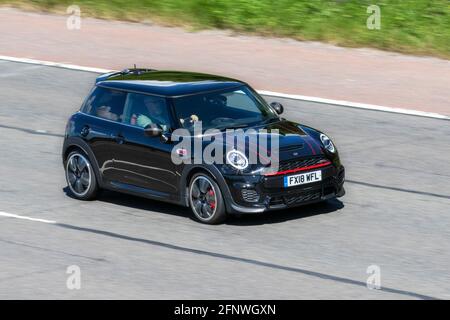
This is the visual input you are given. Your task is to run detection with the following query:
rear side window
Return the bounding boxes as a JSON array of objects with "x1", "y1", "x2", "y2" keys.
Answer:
[{"x1": 83, "y1": 86, "x2": 127, "y2": 122}]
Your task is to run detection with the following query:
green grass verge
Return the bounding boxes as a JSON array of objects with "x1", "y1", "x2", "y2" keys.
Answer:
[{"x1": 2, "y1": 0, "x2": 450, "y2": 58}]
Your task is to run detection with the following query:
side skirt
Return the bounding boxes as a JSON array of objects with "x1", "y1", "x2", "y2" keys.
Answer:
[{"x1": 104, "y1": 180, "x2": 185, "y2": 206}]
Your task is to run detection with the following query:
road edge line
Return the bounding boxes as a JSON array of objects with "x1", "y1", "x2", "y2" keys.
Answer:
[
  {"x1": 259, "y1": 90, "x2": 450, "y2": 120},
  {"x1": 0, "y1": 55, "x2": 112, "y2": 74},
  {"x1": 1, "y1": 55, "x2": 448, "y2": 121},
  {"x1": 0, "y1": 211, "x2": 56, "y2": 224}
]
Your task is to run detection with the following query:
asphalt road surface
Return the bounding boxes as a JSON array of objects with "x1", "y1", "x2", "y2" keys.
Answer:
[{"x1": 0, "y1": 60, "x2": 449, "y2": 299}]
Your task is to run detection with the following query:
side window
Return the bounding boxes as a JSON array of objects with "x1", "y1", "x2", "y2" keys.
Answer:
[
  {"x1": 83, "y1": 86, "x2": 127, "y2": 122},
  {"x1": 123, "y1": 93, "x2": 171, "y2": 132}
]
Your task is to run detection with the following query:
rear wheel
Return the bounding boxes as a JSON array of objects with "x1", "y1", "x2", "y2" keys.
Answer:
[
  {"x1": 65, "y1": 150, "x2": 99, "y2": 200},
  {"x1": 188, "y1": 173, "x2": 227, "y2": 224}
]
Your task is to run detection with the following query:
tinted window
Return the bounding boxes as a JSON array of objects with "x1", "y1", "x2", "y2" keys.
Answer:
[
  {"x1": 123, "y1": 93, "x2": 171, "y2": 132},
  {"x1": 83, "y1": 86, "x2": 127, "y2": 122},
  {"x1": 173, "y1": 85, "x2": 278, "y2": 131}
]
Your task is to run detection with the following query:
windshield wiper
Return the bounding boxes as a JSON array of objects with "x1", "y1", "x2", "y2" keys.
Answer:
[
  {"x1": 261, "y1": 117, "x2": 280, "y2": 125},
  {"x1": 215, "y1": 123, "x2": 249, "y2": 130}
]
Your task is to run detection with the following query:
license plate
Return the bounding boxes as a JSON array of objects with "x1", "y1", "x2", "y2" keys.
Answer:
[{"x1": 284, "y1": 170, "x2": 322, "y2": 187}]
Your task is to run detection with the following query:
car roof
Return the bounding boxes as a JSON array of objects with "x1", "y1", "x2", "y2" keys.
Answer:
[{"x1": 96, "y1": 70, "x2": 246, "y2": 97}]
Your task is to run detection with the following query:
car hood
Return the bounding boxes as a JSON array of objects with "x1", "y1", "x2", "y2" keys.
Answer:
[
  {"x1": 196, "y1": 120, "x2": 324, "y2": 162},
  {"x1": 258, "y1": 120, "x2": 324, "y2": 160}
]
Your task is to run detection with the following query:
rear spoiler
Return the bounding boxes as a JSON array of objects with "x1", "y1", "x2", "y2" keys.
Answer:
[{"x1": 95, "y1": 67, "x2": 157, "y2": 83}]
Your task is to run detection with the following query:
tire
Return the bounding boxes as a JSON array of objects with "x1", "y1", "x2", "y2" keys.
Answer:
[
  {"x1": 65, "y1": 150, "x2": 99, "y2": 200},
  {"x1": 188, "y1": 172, "x2": 227, "y2": 224}
]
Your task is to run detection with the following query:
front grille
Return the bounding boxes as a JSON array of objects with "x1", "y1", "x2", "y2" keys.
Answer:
[
  {"x1": 278, "y1": 156, "x2": 328, "y2": 172},
  {"x1": 284, "y1": 191, "x2": 321, "y2": 206},
  {"x1": 269, "y1": 191, "x2": 322, "y2": 206},
  {"x1": 241, "y1": 189, "x2": 260, "y2": 203}
]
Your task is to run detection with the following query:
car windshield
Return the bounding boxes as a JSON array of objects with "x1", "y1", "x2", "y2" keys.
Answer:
[{"x1": 172, "y1": 85, "x2": 279, "y2": 132}]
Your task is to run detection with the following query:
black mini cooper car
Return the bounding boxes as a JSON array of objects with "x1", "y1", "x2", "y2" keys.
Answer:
[{"x1": 63, "y1": 68, "x2": 345, "y2": 224}]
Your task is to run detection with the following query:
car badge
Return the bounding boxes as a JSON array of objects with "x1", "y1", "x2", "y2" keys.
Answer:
[{"x1": 176, "y1": 148, "x2": 188, "y2": 157}]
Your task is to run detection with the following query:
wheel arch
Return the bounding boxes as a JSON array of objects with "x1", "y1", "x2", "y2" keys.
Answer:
[
  {"x1": 179, "y1": 164, "x2": 233, "y2": 212},
  {"x1": 62, "y1": 137, "x2": 104, "y2": 187}
]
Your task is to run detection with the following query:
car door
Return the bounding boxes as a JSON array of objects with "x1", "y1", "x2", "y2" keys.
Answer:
[
  {"x1": 80, "y1": 86, "x2": 128, "y2": 184},
  {"x1": 111, "y1": 92, "x2": 180, "y2": 196}
]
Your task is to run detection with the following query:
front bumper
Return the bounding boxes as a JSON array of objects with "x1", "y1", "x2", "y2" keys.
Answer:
[{"x1": 223, "y1": 164, "x2": 345, "y2": 214}]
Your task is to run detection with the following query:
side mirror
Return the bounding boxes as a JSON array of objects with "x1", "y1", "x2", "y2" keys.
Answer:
[
  {"x1": 144, "y1": 123, "x2": 163, "y2": 137},
  {"x1": 270, "y1": 102, "x2": 284, "y2": 115}
]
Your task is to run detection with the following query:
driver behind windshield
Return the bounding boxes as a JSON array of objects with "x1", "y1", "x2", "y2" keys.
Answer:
[{"x1": 173, "y1": 86, "x2": 279, "y2": 132}]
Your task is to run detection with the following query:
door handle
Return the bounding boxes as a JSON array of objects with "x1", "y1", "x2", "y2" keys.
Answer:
[
  {"x1": 80, "y1": 126, "x2": 90, "y2": 137},
  {"x1": 113, "y1": 133, "x2": 125, "y2": 144}
]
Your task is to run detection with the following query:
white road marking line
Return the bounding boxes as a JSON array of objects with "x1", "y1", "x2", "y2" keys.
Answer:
[
  {"x1": 0, "y1": 55, "x2": 112, "y2": 73},
  {"x1": 0, "y1": 55, "x2": 448, "y2": 121},
  {"x1": 259, "y1": 90, "x2": 450, "y2": 120},
  {"x1": 0, "y1": 211, "x2": 56, "y2": 224}
]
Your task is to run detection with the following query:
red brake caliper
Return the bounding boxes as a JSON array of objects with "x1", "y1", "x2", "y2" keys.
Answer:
[{"x1": 208, "y1": 189, "x2": 216, "y2": 209}]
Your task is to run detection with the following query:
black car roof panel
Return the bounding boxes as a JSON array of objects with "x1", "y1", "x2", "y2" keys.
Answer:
[{"x1": 97, "y1": 70, "x2": 245, "y2": 97}]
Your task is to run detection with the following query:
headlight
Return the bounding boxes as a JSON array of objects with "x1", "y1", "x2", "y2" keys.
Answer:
[
  {"x1": 320, "y1": 134, "x2": 336, "y2": 153},
  {"x1": 226, "y1": 150, "x2": 249, "y2": 170}
]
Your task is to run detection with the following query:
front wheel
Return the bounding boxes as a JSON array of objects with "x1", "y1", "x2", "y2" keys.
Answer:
[
  {"x1": 188, "y1": 173, "x2": 227, "y2": 224},
  {"x1": 65, "y1": 150, "x2": 99, "y2": 200}
]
